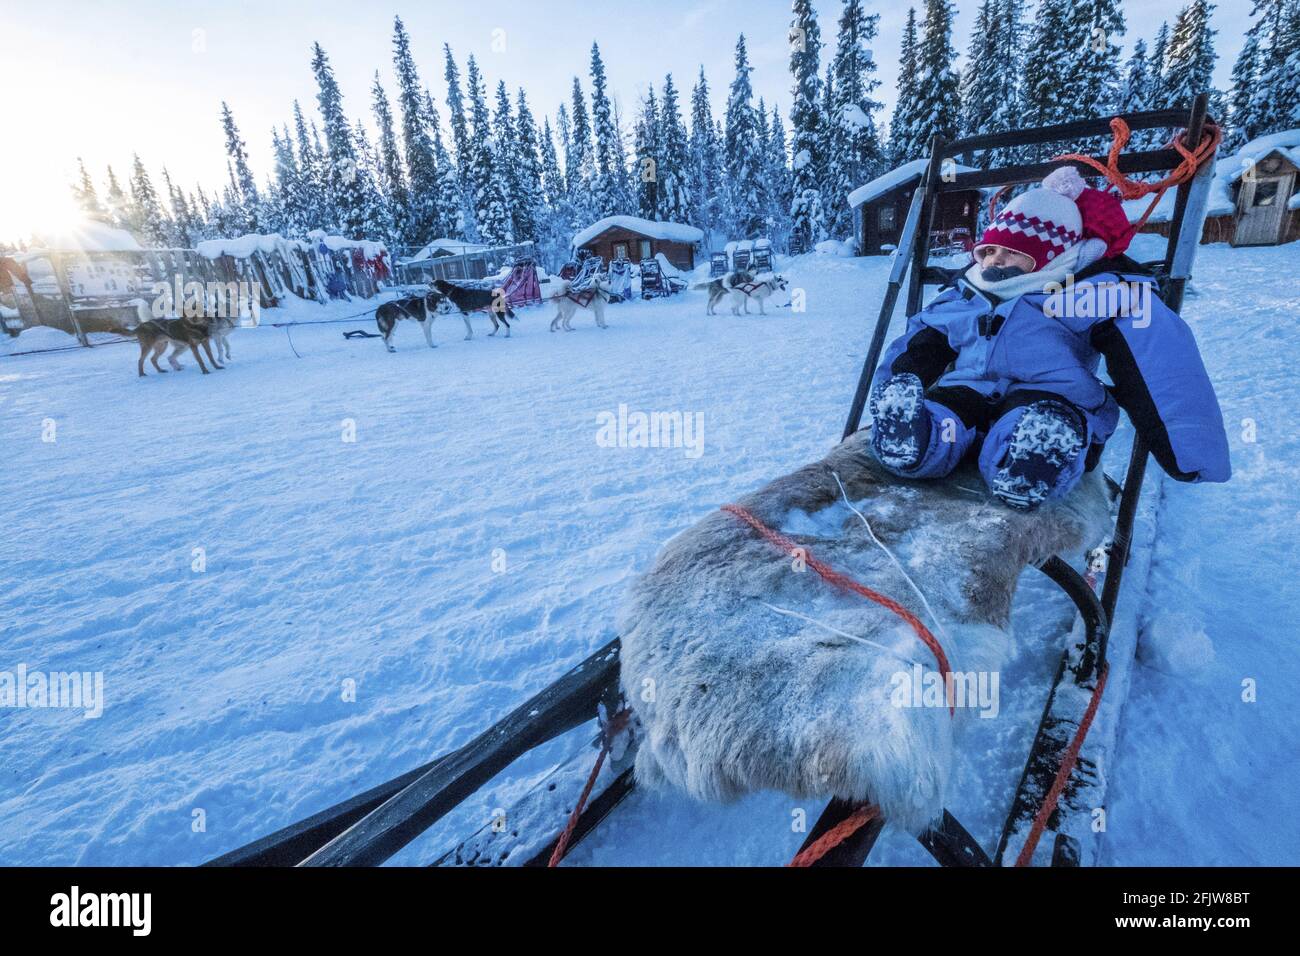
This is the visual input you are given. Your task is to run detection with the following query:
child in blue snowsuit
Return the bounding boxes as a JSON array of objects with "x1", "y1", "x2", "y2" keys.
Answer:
[{"x1": 868, "y1": 167, "x2": 1230, "y2": 509}]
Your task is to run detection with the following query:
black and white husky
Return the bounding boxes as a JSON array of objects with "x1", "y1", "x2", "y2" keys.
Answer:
[
  {"x1": 432, "y1": 278, "x2": 516, "y2": 339},
  {"x1": 721, "y1": 273, "x2": 788, "y2": 316},
  {"x1": 375, "y1": 290, "x2": 445, "y2": 352}
]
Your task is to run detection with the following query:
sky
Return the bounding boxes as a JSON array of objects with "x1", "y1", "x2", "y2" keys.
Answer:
[{"x1": 0, "y1": 0, "x2": 1255, "y2": 242}]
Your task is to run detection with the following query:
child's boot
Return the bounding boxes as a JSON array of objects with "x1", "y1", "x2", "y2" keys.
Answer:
[
  {"x1": 988, "y1": 400, "x2": 1087, "y2": 509},
  {"x1": 868, "y1": 372, "x2": 931, "y2": 472}
]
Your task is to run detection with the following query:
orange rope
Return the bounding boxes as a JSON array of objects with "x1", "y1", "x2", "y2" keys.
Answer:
[
  {"x1": 1013, "y1": 662, "x2": 1109, "y2": 867},
  {"x1": 547, "y1": 708, "x2": 631, "y2": 868},
  {"x1": 788, "y1": 803, "x2": 881, "y2": 867},
  {"x1": 721, "y1": 503, "x2": 954, "y2": 715},
  {"x1": 1052, "y1": 117, "x2": 1222, "y2": 236}
]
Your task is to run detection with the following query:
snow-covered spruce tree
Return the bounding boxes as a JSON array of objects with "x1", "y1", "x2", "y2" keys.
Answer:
[
  {"x1": 128, "y1": 155, "x2": 170, "y2": 246},
  {"x1": 352, "y1": 120, "x2": 397, "y2": 245},
  {"x1": 465, "y1": 56, "x2": 513, "y2": 245},
  {"x1": 310, "y1": 42, "x2": 371, "y2": 238},
  {"x1": 588, "y1": 42, "x2": 625, "y2": 218},
  {"x1": 634, "y1": 87, "x2": 662, "y2": 220},
  {"x1": 103, "y1": 166, "x2": 133, "y2": 233},
  {"x1": 1247, "y1": 0, "x2": 1300, "y2": 138},
  {"x1": 1148, "y1": 21, "x2": 1172, "y2": 106},
  {"x1": 1223, "y1": 24, "x2": 1261, "y2": 150},
  {"x1": 658, "y1": 74, "x2": 692, "y2": 225},
  {"x1": 1162, "y1": 0, "x2": 1221, "y2": 114},
  {"x1": 443, "y1": 45, "x2": 479, "y2": 241},
  {"x1": 512, "y1": 90, "x2": 546, "y2": 244},
  {"x1": 724, "y1": 34, "x2": 765, "y2": 240},
  {"x1": 767, "y1": 106, "x2": 793, "y2": 244},
  {"x1": 688, "y1": 68, "x2": 723, "y2": 240},
  {"x1": 906, "y1": 0, "x2": 961, "y2": 156},
  {"x1": 290, "y1": 102, "x2": 325, "y2": 231},
  {"x1": 888, "y1": 7, "x2": 919, "y2": 164},
  {"x1": 565, "y1": 79, "x2": 595, "y2": 224},
  {"x1": 960, "y1": 0, "x2": 1028, "y2": 165},
  {"x1": 1069, "y1": 0, "x2": 1127, "y2": 119},
  {"x1": 424, "y1": 93, "x2": 465, "y2": 240},
  {"x1": 220, "y1": 101, "x2": 260, "y2": 231},
  {"x1": 160, "y1": 168, "x2": 194, "y2": 247},
  {"x1": 538, "y1": 116, "x2": 573, "y2": 267},
  {"x1": 269, "y1": 125, "x2": 303, "y2": 236},
  {"x1": 390, "y1": 17, "x2": 435, "y2": 245},
  {"x1": 71, "y1": 159, "x2": 107, "y2": 222},
  {"x1": 1022, "y1": 0, "x2": 1082, "y2": 134},
  {"x1": 789, "y1": 0, "x2": 826, "y2": 247},
  {"x1": 371, "y1": 73, "x2": 410, "y2": 245},
  {"x1": 826, "y1": 0, "x2": 884, "y2": 237},
  {"x1": 492, "y1": 81, "x2": 524, "y2": 236}
]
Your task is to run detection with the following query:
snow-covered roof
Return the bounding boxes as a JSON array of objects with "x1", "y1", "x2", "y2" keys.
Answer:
[
  {"x1": 572, "y1": 215, "x2": 703, "y2": 249},
  {"x1": 1122, "y1": 128, "x2": 1300, "y2": 224},
  {"x1": 30, "y1": 221, "x2": 142, "y2": 252},
  {"x1": 306, "y1": 230, "x2": 388, "y2": 258},
  {"x1": 847, "y1": 159, "x2": 981, "y2": 207},
  {"x1": 197, "y1": 232, "x2": 388, "y2": 260},
  {"x1": 407, "y1": 238, "x2": 489, "y2": 261}
]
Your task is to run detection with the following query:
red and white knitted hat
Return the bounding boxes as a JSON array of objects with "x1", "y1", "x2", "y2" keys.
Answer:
[{"x1": 975, "y1": 167, "x2": 1086, "y2": 270}]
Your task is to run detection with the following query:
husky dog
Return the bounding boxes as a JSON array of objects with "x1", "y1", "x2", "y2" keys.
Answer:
[
  {"x1": 375, "y1": 289, "x2": 446, "y2": 353},
  {"x1": 133, "y1": 316, "x2": 224, "y2": 377},
  {"x1": 549, "y1": 281, "x2": 609, "y2": 332},
  {"x1": 209, "y1": 314, "x2": 239, "y2": 364},
  {"x1": 432, "y1": 278, "x2": 516, "y2": 339},
  {"x1": 694, "y1": 270, "x2": 755, "y2": 316},
  {"x1": 725, "y1": 273, "x2": 788, "y2": 316}
]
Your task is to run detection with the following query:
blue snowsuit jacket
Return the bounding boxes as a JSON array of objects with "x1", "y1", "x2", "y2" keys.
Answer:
[{"x1": 871, "y1": 259, "x2": 1232, "y2": 484}]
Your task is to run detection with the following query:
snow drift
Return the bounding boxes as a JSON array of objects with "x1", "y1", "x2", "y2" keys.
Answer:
[{"x1": 617, "y1": 429, "x2": 1113, "y2": 834}]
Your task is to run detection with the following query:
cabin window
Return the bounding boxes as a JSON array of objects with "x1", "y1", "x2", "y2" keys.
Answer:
[
  {"x1": 614, "y1": 242, "x2": 629, "y2": 261},
  {"x1": 639, "y1": 239, "x2": 652, "y2": 260},
  {"x1": 1252, "y1": 180, "x2": 1279, "y2": 207},
  {"x1": 878, "y1": 205, "x2": 897, "y2": 232}
]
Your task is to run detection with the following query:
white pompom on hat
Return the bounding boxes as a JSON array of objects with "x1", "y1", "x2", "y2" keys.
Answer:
[{"x1": 974, "y1": 168, "x2": 1086, "y2": 271}]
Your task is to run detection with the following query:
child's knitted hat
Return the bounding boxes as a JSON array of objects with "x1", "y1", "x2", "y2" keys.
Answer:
[{"x1": 975, "y1": 167, "x2": 1086, "y2": 271}]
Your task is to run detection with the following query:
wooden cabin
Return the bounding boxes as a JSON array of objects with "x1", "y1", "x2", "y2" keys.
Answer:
[
  {"x1": 572, "y1": 215, "x2": 703, "y2": 271},
  {"x1": 849, "y1": 160, "x2": 984, "y2": 256}
]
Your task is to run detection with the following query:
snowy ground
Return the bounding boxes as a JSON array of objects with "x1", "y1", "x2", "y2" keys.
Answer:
[{"x1": 1, "y1": 240, "x2": 1296, "y2": 866}]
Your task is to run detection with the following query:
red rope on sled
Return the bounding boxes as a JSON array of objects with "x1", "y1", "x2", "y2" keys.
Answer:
[
  {"x1": 548, "y1": 708, "x2": 631, "y2": 868},
  {"x1": 787, "y1": 803, "x2": 881, "y2": 868},
  {"x1": 1014, "y1": 661, "x2": 1109, "y2": 867},
  {"x1": 721, "y1": 503, "x2": 953, "y2": 713}
]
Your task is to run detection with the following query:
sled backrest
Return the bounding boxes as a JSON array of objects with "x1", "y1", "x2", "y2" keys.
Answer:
[{"x1": 842, "y1": 94, "x2": 1218, "y2": 641}]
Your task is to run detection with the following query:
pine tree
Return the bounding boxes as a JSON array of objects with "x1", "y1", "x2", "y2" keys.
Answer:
[
  {"x1": 443, "y1": 45, "x2": 478, "y2": 240},
  {"x1": 689, "y1": 68, "x2": 724, "y2": 241},
  {"x1": 1246, "y1": 0, "x2": 1300, "y2": 138},
  {"x1": 1163, "y1": 0, "x2": 1220, "y2": 112},
  {"x1": 826, "y1": 0, "x2": 884, "y2": 236},
  {"x1": 220, "y1": 101, "x2": 259, "y2": 230},
  {"x1": 565, "y1": 82, "x2": 597, "y2": 228},
  {"x1": 391, "y1": 17, "x2": 437, "y2": 245},
  {"x1": 537, "y1": 116, "x2": 573, "y2": 267},
  {"x1": 1070, "y1": 0, "x2": 1127, "y2": 117},
  {"x1": 658, "y1": 74, "x2": 692, "y2": 224},
  {"x1": 371, "y1": 73, "x2": 410, "y2": 245},
  {"x1": 128, "y1": 155, "x2": 169, "y2": 246},
  {"x1": 310, "y1": 42, "x2": 369, "y2": 237},
  {"x1": 291, "y1": 102, "x2": 326, "y2": 231},
  {"x1": 352, "y1": 119, "x2": 395, "y2": 243},
  {"x1": 1149, "y1": 21, "x2": 1172, "y2": 105},
  {"x1": 512, "y1": 90, "x2": 546, "y2": 244},
  {"x1": 104, "y1": 165, "x2": 130, "y2": 231},
  {"x1": 889, "y1": 7, "x2": 919, "y2": 162},
  {"x1": 907, "y1": 0, "x2": 961, "y2": 154},
  {"x1": 160, "y1": 168, "x2": 195, "y2": 247},
  {"x1": 588, "y1": 42, "x2": 624, "y2": 217},
  {"x1": 425, "y1": 91, "x2": 465, "y2": 238},
  {"x1": 789, "y1": 0, "x2": 826, "y2": 247},
  {"x1": 269, "y1": 125, "x2": 305, "y2": 235},
  {"x1": 1224, "y1": 26, "x2": 1261, "y2": 150},
  {"x1": 465, "y1": 55, "x2": 512, "y2": 244},
  {"x1": 634, "y1": 87, "x2": 662, "y2": 220},
  {"x1": 723, "y1": 35, "x2": 764, "y2": 239},
  {"x1": 71, "y1": 159, "x2": 107, "y2": 222},
  {"x1": 764, "y1": 106, "x2": 793, "y2": 248}
]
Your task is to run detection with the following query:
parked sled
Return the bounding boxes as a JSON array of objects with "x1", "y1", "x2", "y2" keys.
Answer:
[
  {"x1": 500, "y1": 257, "x2": 542, "y2": 309},
  {"x1": 638, "y1": 258, "x2": 670, "y2": 299},
  {"x1": 710, "y1": 252, "x2": 729, "y2": 278},
  {"x1": 204, "y1": 96, "x2": 1221, "y2": 869},
  {"x1": 606, "y1": 258, "x2": 632, "y2": 302}
]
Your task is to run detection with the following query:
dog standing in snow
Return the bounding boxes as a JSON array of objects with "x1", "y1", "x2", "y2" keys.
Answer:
[
  {"x1": 374, "y1": 289, "x2": 446, "y2": 352},
  {"x1": 724, "y1": 273, "x2": 788, "y2": 316},
  {"x1": 432, "y1": 278, "x2": 515, "y2": 339},
  {"x1": 695, "y1": 270, "x2": 753, "y2": 315},
  {"x1": 549, "y1": 281, "x2": 609, "y2": 332}
]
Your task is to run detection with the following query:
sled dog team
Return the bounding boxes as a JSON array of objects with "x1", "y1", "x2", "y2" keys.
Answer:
[{"x1": 131, "y1": 265, "x2": 790, "y2": 373}]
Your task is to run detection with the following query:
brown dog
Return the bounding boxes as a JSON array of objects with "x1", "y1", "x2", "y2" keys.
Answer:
[{"x1": 134, "y1": 316, "x2": 224, "y2": 377}]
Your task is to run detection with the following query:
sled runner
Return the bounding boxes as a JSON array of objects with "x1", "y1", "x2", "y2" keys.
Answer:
[{"x1": 205, "y1": 96, "x2": 1220, "y2": 869}]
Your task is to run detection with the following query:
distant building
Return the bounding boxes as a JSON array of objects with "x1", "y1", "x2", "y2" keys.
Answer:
[
  {"x1": 572, "y1": 215, "x2": 703, "y2": 271},
  {"x1": 848, "y1": 160, "x2": 985, "y2": 256}
]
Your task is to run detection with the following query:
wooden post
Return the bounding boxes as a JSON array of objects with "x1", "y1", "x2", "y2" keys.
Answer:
[{"x1": 49, "y1": 253, "x2": 89, "y2": 346}]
